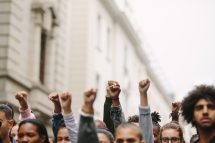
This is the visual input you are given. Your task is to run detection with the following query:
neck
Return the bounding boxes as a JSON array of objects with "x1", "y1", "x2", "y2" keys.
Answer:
[
  {"x1": 198, "y1": 128, "x2": 215, "y2": 143},
  {"x1": 3, "y1": 136, "x2": 11, "y2": 143}
]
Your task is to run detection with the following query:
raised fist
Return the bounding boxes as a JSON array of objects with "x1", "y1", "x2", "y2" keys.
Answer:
[
  {"x1": 106, "y1": 80, "x2": 121, "y2": 99},
  {"x1": 48, "y1": 92, "x2": 61, "y2": 113},
  {"x1": 172, "y1": 102, "x2": 181, "y2": 113},
  {"x1": 60, "y1": 92, "x2": 72, "y2": 109},
  {"x1": 48, "y1": 92, "x2": 60, "y2": 104},
  {"x1": 171, "y1": 102, "x2": 181, "y2": 122},
  {"x1": 139, "y1": 79, "x2": 150, "y2": 95},
  {"x1": 15, "y1": 91, "x2": 28, "y2": 110},
  {"x1": 84, "y1": 88, "x2": 97, "y2": 105}
]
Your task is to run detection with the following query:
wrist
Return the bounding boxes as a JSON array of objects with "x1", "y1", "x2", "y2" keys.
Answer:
[
  {"x1": 82, "y1": 104, "x2": 94, "y2": 114},
  {"x1": 62, "y1": 107, "x2": 72, "y2": 115},
  {"x1": 112, "y1": 99, "x2": 120, "y2": 107},
  {"x1": 54, "y1": 109, "x2": 61, "y2": 113},
  {"x1": 106, "y1": 94, "x2": 111, "y2": 97},
  {"x1": 20, "y1": 105, "x2": 28, "y2": 111},
  {"x1": 54, "y1": 104, "x2": 61, "y2": 113},
  {"x1": 111, "y1": 96, "x2": 119, "y2": 100}
]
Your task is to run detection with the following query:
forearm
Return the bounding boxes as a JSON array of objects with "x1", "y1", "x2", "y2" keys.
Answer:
[
  {"x1": 52, "y1": 113, "x2": 63, "y2": 139},
  {"x1": 103, "y1": 97, "x2": 115, "y2": 134},
  {"x1": 139, "y1": 106, "x2": 154, "y2": 143},
  {"x1": 77, "y1": 114, "x2": 99, "y2": 143},
  {"x1": 63, "y1": 112, "x2": 78, "y2": 143},
  {"x1": 19, "y1": 107, "x2": 36, "y2": 121},
  {"x1": 110, "y1": 105, "x2": 125, "y2": 133},
  {"x1": 140, "y1": 94, "x2": 148, "y2": 106}
]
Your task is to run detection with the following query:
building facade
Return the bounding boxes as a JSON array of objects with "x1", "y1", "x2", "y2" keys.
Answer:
[{"x1": 0, "y1": 0, "x2": 173, "y2": 134}]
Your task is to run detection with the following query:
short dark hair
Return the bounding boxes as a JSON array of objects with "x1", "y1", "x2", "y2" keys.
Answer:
[
  {"x1": 97, "y1": 128, "x2": 114, "y2": 143},
  {"x1": 116, "y1": 122, "x2": 143, "y2": 140},
  {"x1": 181, "y1": 85, "x2": 215, "y2": 126},
  {"x1": 127, "y1": 115, "x2": 139, "y2": 123},
  {"x1": 0, "y1": 104, "x2": 14, "y2": 120},
  {"x1": 56, "y1": 120, "x2": 66, "y2": 135},
  {"x1": 18, "y1": 119, "x2": 49, "y2": 143},
  {"x1": 151, "y1": 111, "x2": 161, "y2": 129}
]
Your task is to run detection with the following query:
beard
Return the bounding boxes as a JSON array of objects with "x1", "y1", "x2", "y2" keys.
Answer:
[{"x1": 195, "y1": 120, "x2": 215, "y2": 132}]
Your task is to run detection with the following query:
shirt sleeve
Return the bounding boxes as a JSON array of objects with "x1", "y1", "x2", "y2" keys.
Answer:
[
  {"x1": 63, "y1": 112, "x2": 78, "y2": 143},
  {"x1": 19, "y1": 107, "x2": 36, "y2": 121},
  {"x1": 139, "y1": 105, "x2": 154, "y2": 143}
]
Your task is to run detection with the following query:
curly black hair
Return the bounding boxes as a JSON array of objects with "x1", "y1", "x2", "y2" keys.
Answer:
[
  {"x1": 151, "y1": 111, "x2": 161, "y2": 128},
  {"x1": 181, "y1": 84, "x2": 215, "y2": 126},
  {"x1": 127, "y1": 115, "x2": 139, "y2": 123}
]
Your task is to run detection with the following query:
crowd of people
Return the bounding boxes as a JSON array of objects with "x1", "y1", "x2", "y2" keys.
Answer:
[{"x1": 0, "y1": 78, "x2": 214, "y2": 143}]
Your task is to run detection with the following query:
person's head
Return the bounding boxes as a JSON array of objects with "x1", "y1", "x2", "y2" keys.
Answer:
[
  {"x1": 128, "y1": 115, "x2": 139, "y2": 126},
  {"x1": 181, "y1": 85, "x2": 215, "y2": 130},
  {"x1": 95, "y1": 119, "x2": 107, "y2": 129},
  {"x1": 49, "y1": 137, "x2": 54, "y2": 143},
  {"x1": 128, "y1": 112, "x2": 161, "y2": 143},
  {"x1": 18, "y1": 119, "x2": 49, "y2": 143},
  {"x1": 0, "y1": 104, "x2": 15, "y2": 140},
  {"x1": 56, "y1": 121, "x2": 70, "y2": 143},
  {"x1": 97, "y1": 128, "x2": 114, "y2": 143},
  {"x1": 10, "y1": 124, "x2": 19, "y2": 142},
  {"x1": 151, "y1": 112, "x2": 161, "y2": 143},
  {"x1": 159, "y1": 122, "x2": 184, "y2": 143},
  {"x1": 115, "y1": 123, "x2": 144, "y2": 143}
]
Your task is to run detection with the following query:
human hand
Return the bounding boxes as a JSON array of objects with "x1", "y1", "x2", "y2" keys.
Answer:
[
  {"x1": 15, "y1": 91, "x2": 28, "y2": 110},
  {"x1": 172, "y1": 102, "x2": 181, "y2": 113},
  {"x1": 106, "y1": 80, "x2": 121, "y2": 99},
  {"x1": 139, "y1": 79, "x2": 150, "y2": 96},
  {"x1": 171, "y1": 102, "x2": 181, "y2": 122},
  {"x1": 48, "y1": 92, "x2": 61, "y2": 113},
  {"x1": 59, "y1": 92, "x2": 72, "y2": 115},
  {"x1": 82, "y1": 88, "x2": 97, "y2": 114}
]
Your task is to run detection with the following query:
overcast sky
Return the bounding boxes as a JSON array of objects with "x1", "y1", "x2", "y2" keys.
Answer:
[{"x1": 130, "y1": 0, "x2": 215, "y2": 100}]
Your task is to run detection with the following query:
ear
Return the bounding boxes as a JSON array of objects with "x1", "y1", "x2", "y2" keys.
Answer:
[{"x1": 8, "y1": 119, "x2": 14, "y2": 128}]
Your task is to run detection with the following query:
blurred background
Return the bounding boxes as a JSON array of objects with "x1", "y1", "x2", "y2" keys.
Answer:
[{"x1": 1, "y1": 0, "x2": 214, "y2": 141}]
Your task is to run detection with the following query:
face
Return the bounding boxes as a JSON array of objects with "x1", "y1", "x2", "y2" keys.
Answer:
[
  {"x1": 161, "y1": 129, "x2": 181, "y2": 143},
  {"x1": 98, "y1": 133, "x2": 111, "y2": 143},
  {"x1": 11, "y1": 124, "x2": 19, "y2": 142},
  {"x1": 57, "y1": 127, "x2": 71, "y2": 143},
  {"x1": 115, "y1": 128, "x2": 144, "y2": 143},
  {"x1": 153, "y1": 125, "x2": 159, "y2": 143},
  {"x1": 193, "y1": 99, "x2": 215, "y2": 130},
  {"x1": 18, "y1": 123, "x2": 45, "y2": 143},
  {"x1": 0, "y1": 111, "x2": 13, "y2": 139}
]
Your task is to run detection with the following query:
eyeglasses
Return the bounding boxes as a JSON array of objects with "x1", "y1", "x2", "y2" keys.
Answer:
[{"x1": 161, "y1": 137, "x2": 181, "y2": 143}]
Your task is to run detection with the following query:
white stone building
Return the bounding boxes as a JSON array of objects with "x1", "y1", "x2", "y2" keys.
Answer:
[{"x1": 0, "y1": 0, "x2": 173, "y2": 134}]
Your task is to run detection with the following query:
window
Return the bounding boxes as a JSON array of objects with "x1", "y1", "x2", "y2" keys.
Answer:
[
  {"x1": 123, "y1": 46, "x2": 128, "y2": 75},
  {"x1": 39, "y1": 29, "x2": 47, "y2": 84},
  {"x1": 106, "y1": 27, "x2": 111, "y2": 60},
  {"x1": 96, "y1": 15, "x2": 101, "y2": 50}
]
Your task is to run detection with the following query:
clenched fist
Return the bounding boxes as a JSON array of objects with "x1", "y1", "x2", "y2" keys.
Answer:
[
  {"x1": 59, "y1": 92, "x2": 72, "y2": 115},
  {"x1": 48, "y1": 92, "x2": 61, "y2": 113},
  {"x1": 139, "y1": 79, "x2": 150, "y2": 96},
  {"x1": 82, "y1": 88, "x2": 97, "y2": 114},
  {"x1": 106, "y1": 81, "x2": 121, "y2": 99},
  {"x1": 15, "y1": 91, "x2": 28, "y2": 110}
]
